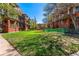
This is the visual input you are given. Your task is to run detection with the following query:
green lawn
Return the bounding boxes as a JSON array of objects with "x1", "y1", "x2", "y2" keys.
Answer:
[{"x1": 2, "y1": 30, "x2": 79, "y2": 56}]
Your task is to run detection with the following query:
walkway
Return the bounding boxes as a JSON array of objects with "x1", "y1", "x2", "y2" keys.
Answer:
[{"x1": 0, "y1": 35, "x2": 20, "y2": 56}]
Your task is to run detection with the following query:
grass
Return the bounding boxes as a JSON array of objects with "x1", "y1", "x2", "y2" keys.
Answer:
[{"x1": 2, "y1": 30, "x2": 79, "y2": 56}]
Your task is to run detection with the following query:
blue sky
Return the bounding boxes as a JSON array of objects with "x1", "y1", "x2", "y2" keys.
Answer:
[{"x1": 18, "y1": 3, "x2": 46, "y2": 23}]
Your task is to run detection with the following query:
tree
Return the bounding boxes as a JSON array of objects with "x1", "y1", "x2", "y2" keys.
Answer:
[
  {"x1": 0, "y1": 3, "x2": 20, "y2": 20},
  {"x1": 29, "y1": 17, "x2": 37, "y2": 29},
  {"x1": 43, "y1": 3, "x2": 57, "y2": 28},
  {"x1": 42, "y1": 18, "x2": 48, "y2": 28}
]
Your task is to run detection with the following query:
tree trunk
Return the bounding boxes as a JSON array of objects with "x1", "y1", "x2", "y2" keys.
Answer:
[{"x1": 70, "y1": 15, "x2": 78, "y2": 31}]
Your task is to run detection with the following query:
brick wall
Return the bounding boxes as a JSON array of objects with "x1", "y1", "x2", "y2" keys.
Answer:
[{"x1": 2, "y1": 19, "x2": 19, "y2": 33}]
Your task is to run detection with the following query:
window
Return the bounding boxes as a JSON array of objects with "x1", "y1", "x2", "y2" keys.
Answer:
[
  {"x1": 75, "y1": 6, "x2": 79, "y2": 12},
  {"x1": 76, "y1": 17, "x2": 79, "y2": 21}
]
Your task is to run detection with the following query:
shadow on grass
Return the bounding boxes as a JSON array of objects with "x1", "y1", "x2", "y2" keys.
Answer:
[{"x1": 64, "y1": 30, "x2": 79, "y2": 40}]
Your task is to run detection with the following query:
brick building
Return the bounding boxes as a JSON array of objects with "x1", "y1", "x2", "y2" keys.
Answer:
[
  {"x1": 2, "y1": 14, "x2": 29, "y2": 33},
  {"x1": 47, "y1": 4, "x2": 79, "y2": 32},
  {"x1": 0, "y1": 3, "x2": 29, "y2": 33}
]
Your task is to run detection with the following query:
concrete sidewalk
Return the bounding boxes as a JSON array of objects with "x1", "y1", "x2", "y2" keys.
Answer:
[{"x1": 0, "y1": 35, "x2": 20, "y2": 56}]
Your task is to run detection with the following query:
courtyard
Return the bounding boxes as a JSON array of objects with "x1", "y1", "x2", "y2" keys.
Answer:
[{"x1": 2, "y1": 30, "x2": 79, "y2": 56}]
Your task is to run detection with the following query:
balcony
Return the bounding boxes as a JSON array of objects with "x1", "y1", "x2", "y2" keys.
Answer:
[
  {"x1": 75, "y1": 12, "x2": 79, "y2": 17},
  {"x1": 59, "y1": 14, "x2": 69, "y2": 20}
]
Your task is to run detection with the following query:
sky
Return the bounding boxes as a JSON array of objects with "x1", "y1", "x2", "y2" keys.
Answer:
[{"x1": 18, "y1": 3, "x2": 46, "y2": 24}]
